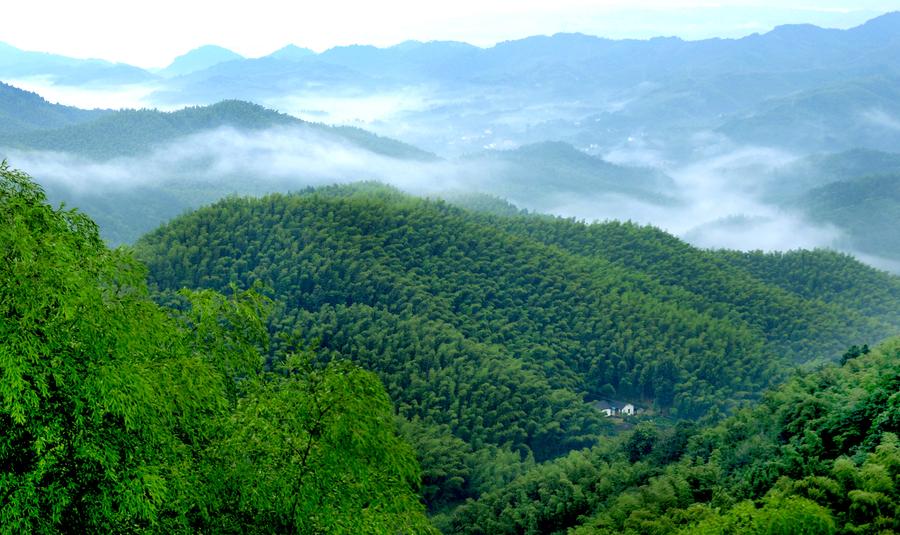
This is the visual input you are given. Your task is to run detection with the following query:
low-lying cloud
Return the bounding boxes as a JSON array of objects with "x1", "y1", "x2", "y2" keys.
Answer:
[
  {"x1": 0, "y1": 124, "x2": 882, "y2": 271},
  {"x1": 263, "y1": 87, "x2": 441, "y2": 126},
  {"x1": 2, "y1": 125, "x2": 508, "y2": 197},
  {"x1": 5, "y1": 77, "x2": 169, "y2": 111}
]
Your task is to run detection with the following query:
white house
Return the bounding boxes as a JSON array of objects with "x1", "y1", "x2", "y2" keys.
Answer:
[{"x1": 592, "y1": 400, "x2": 639, "y2": 417}]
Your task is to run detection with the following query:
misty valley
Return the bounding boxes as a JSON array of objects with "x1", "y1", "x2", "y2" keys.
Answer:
[{"x1": 1, "y1": 9, "x2": 900, "y2": 535}]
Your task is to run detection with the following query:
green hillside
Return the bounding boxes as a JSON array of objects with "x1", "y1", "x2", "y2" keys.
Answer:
[
  {"x1": 5, "y1": 162, "x2": 898, "y2": 533},
  {"x1": 135, "y1": 183, "x2": 900, "y2": 513},
  {"x1": 487, "y1": 216, "x2": 900, "y2": 347},
  {"x1": 0, "y1": 99, "x2": 436, "y2": 161},
  {"x1": 0, "y1": 81, "x2": 105, "y2": 134},
  {"x1": 717, "y1": 249, "x2": 900, "y2": 319},
  {"x1": 799, "y1": 174, "x2": 900, "y2": 263},
  {"x1": 448, "y1": 338, "x2": 900, "y2": 534}
]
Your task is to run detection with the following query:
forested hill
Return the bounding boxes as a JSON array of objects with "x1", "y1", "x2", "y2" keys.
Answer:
[
  {"x1": 448, "y1": 337, "x2": 900, "y2": 534},
  {"x1": 799, "y1": 173, "x2": 900, "y2": 264},
  {"x1": 0, "y1": 81, "x2": 106, "y2": 134},
  {"x1": 135, "y1": 184, "x2": 900, "y2": 513},
  {"x1": 6, "y1": 163, "x2": 897, "y2": 533},
  {"x1": 481, "y1": 214, "x2": 900, "y2": 353},
  {"x1": 0, "y1": 99, "x2": 437, "y2": 161}
]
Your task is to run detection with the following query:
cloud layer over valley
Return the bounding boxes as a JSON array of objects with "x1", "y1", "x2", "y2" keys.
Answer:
[{"x1": 3, "y1": 124, "x2": 871, "y2": 270}]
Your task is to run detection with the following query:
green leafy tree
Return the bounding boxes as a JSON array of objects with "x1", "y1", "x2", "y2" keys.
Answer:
[
  {"x1": 0, "y1": 162, "x2": 435, "y2": 533},
  {"x1": 0, "y1": 160, "x2": 227, "y2": 531},
  {"x1": 202, "y1": 352, "x2": 437, "y2": 534}
]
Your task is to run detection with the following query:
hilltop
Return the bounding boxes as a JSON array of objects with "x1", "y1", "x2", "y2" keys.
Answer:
[{"x1": 135, "y1": 183, "x2": 900, "y2": 512}]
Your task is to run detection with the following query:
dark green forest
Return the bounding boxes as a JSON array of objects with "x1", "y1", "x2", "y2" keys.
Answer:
[
  {"x1": 448, "y1": 338, "x2": 900, "y2": 534},
  {"x1": 3, "y1": 163, "x2": 899, "y2": 533},
  {"x1": 134, "y1": 182, "x2": 900, "y2": 522}
]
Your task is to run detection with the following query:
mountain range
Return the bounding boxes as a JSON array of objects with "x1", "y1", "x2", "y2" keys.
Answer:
[{"x1": 3, "y1": 13, "x2": 900, "y2": 157}]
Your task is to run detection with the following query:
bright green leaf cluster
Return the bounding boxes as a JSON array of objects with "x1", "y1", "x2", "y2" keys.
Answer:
[{"x1": 0, "y1": 163, "x2": 435, "y2": 533}]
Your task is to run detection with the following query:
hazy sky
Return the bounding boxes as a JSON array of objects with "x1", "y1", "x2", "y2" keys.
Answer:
[{"x1": 2, "y1": 1, "x2": 896, "y2": 68}]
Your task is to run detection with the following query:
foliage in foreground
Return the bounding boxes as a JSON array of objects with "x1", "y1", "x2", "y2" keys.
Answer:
[{"x1": 0, "y1": 162, "x2": 435, "y2": 533}]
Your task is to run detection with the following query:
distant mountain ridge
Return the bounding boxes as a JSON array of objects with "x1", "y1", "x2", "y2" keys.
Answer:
[
  {"x1": 0, "y1": 42, "x2": 154, "y2": 85},
  {"x1": 3, "y1": 13, "x2": 899, "y2": 158},
  {"x1": 3, "y1": 16, "x2": 900, "y2": 263},
  {"x1": 4, "y1": 11, "x2": 898, "y2": 90},
  {"x1": 464, "y1": 141, "x2": 676, "y2": 207},
  {"x1": 0, "y1": 81, "x2": 107, "y2": 133},
  {"x1": 267, "y1": 44, "x2": 315, "y2": 61},
  {"x1": 0, "y1": 98, "x2": 437, "y2": 161},
  {"x1": 159, "y1": 45, "x2": 244, "y2": 77},
  {"x1": 137, "y1": 11, "x2": 900, "y2": 155},
  {"x1": 169, "y1": 11, "x2": 900, "y2": 82}
]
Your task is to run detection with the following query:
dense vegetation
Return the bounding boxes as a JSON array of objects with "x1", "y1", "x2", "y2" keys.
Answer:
[
  {"x1": 799, "y1": 174, "x2": 900, "y2": 263},
  {"x1": 0, "y1": 81, "x2": 104, "y2": 134},
  {"x1": 135, "y1": 183, "x2": 900, "y2": 515},
  {"x1": 0, "y1": 99, "x2": 436, "y2": 161},
  {"x1": 4, "y1": 162, "x2": 899, "y2": 532},
  {"x1": 447, "y1": 338, "x2": 900, "y2": 534},
  {"x1": 0, "y1": 163, "x2": 435, "y2": 533},
  {"x1": 717, "y1": 249, "x2": 900, "y2": 320}
]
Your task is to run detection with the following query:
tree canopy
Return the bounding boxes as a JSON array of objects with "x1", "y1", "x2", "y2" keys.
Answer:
[
  {"x1": 134, "y1": 182, "x2": 900, "y2": 516},
  {"x1": 0, "y1": 162, "x2": 434, "y2": 533}
]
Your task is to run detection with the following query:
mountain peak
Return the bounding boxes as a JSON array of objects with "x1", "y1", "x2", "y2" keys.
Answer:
[
  {"x1": 766, "y1": 22, "x2": 829, "y2": 39},
  {"x1": 267, "y1": 44, "x2": 315, "y2": 61},
  {"x1": 850, "y1": 10, "x2": 900, "y2": 36},
  {"x1": 161, "y1": 45, "x2": 243, "y2": 77},
  {"x1": 392, "y1": 39, "x2": 477, "y2": 51}
]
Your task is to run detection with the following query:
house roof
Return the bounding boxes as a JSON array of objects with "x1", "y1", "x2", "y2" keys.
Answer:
[{"x1": 591, "y1": 400, "x2": 637, "y2": 410}]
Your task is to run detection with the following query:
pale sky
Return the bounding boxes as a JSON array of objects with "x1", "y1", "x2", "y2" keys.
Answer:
[{"x1": 2, "y1": 0, "x2": 896, "y2": 68}]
